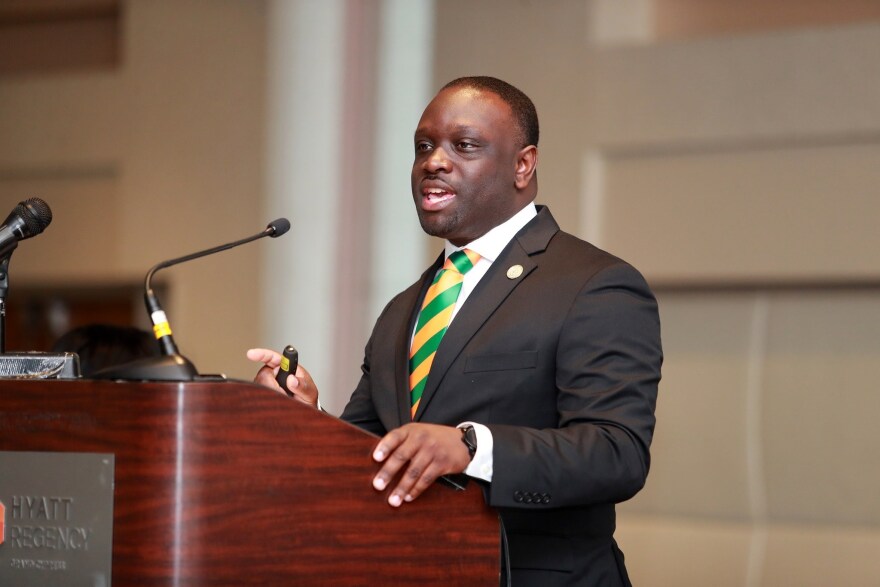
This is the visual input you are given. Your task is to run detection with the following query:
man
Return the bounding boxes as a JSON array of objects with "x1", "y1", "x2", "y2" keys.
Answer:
[{"x1": 249, "y1": 76, "x2": 662, "y2": 586}]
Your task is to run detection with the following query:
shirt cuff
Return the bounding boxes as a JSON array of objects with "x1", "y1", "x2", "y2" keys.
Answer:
[{"x1": 458, "y1": 421, "x2": 493, "y2": 482}]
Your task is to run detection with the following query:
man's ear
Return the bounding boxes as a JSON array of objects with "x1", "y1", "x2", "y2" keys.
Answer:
[{"x1": 514, "y1": 145, "x2": 538, "y2": 190}]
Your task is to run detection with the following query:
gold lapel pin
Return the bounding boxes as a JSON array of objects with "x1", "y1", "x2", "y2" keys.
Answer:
[{"x1": 507, "y1": 264, "x2": 524, "y2": 279}]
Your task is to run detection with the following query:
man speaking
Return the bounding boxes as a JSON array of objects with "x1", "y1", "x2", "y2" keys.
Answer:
[{"x1": 250, "y1": 76, "x2": 662, "y2": 586}]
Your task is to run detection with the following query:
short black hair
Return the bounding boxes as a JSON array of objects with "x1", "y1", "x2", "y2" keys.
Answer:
[
  {"x1": 441, "y1": 76, "x2": 539, "y2": 148},
  {"x1": 51, "y1": 324, "x2": 160, "y2": 377}
]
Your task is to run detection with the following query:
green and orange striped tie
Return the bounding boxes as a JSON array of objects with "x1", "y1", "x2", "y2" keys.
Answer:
[{"x1": 409, "y1": 249, "x2": 481, "y2": 418}]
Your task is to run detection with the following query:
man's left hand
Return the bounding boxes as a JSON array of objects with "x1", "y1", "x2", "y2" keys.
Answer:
[{"x1": 371, "y1": 423, "x2": 472, "y2": 507}]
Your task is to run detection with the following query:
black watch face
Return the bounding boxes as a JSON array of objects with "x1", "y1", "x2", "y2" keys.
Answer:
[{"x1": 462, "y1": 426, "x2": 477, "y2": 455}]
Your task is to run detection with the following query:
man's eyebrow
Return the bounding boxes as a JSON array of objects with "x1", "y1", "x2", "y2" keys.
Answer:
[
  {"x1": 451, "y1": 124, "x2": 484, "y2": 136},
  {"x1": 414, "y1": 124, "x2": 483, "y2": 137}
]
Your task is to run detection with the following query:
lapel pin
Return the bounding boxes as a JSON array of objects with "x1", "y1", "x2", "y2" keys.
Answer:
[{"x1": 507, "y1": 264, "x2": 524, "y2": 279}]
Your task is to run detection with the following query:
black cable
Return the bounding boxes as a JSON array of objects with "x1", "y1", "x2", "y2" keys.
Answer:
[{"x1": 498, "y1": 514, "x2": 512, "y2": 587}]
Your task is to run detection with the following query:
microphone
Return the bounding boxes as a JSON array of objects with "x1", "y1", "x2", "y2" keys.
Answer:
[
  {"x1": 144, "y1": 218, "x2": 290, "y2": 355},
  {"x1": 0, "y1": 198, "x2": 53, "y2": 259},
  {"x1": 0, "y1": 198, "x2": 53, "y2": 353},
  {"x1": 93, "y1": 218, "x2": 291, "y2": 381}
]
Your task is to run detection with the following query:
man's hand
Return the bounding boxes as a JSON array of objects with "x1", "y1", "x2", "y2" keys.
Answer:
[
  {"x1": 246, "y1": 347, "x2": 319, "y2": 408},
  {"x1": 371, "y1": 423, "x2": 472, "y2": 507}
]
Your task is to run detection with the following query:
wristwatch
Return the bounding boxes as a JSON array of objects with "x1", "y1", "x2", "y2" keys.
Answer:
[{"x1": 460, "y1": 425, "x2": 477, "y2": 459}]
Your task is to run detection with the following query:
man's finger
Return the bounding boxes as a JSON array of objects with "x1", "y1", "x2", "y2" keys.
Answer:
[
  {"x1": 387, "y1": 454, "x2": 438, "y2": 507},
  {"x1": 401, "y1": 462, "x2": 442, "y2": 503},
  {"x1": 371, "y1": 430, "x2": 410, "y2": 491},
  {"x1": 372, "y1": 428, "x2": 406, "y2": 463},
  {"x1": 246, "y1": 348, "x2": 282, "y2": 368},
  {"x1": 254, "y1": 365, "x2": 283, "y2": 391},
  {"x1": 285, "y1": 375, "x2": 315, "y2": 404}
]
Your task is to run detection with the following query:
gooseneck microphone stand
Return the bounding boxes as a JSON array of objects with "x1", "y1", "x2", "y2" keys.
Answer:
[{"x1": 94, "y1": 218, "x2": 290, "y2": 381}]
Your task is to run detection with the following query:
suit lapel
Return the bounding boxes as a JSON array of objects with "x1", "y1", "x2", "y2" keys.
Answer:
[{"x1": 413, "y1": 207, "x2": 559, "y2": 420}]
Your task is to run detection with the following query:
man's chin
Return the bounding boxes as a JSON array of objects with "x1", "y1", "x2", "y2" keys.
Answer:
[{"x1": 417, "y1": 212, "x2": 458, "y2": 240}]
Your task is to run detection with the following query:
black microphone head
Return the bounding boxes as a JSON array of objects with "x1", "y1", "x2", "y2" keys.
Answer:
[
  {"x1": 267, "y1": 217, "x2": 290, "y2": 238},
  {"x1": 7, "y1": 197, "x2": 52, "y2": 239}
]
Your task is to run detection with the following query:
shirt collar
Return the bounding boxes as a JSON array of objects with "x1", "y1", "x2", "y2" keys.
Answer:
[{"x1": 444, "y1": 203, "x2": 538, "y2": 263}]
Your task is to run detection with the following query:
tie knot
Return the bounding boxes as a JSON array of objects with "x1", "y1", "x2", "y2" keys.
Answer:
[{"x1": 444, "y1": 249, "x2": 481, "y2": 275}]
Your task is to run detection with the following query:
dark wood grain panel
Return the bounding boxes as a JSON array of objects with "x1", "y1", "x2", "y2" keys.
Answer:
[{"x1": 0, "y1": 379, "x2": 500, "y2": 585}]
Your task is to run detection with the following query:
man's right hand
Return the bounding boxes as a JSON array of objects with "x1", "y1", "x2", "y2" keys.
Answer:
[{"x1": 246, "y1": 348, "x2": 319, "y2": 408}]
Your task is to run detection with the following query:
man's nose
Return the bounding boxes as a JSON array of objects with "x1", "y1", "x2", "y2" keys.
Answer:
[{"x1": 424, "y1": 147, "x2": 451, "y2": 173}]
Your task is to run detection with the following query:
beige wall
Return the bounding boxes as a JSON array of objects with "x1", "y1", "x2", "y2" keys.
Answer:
[
  {"x1": 432, "y1": 0, "x2": 590, "y2": 242},
  {"x1": 0, "y1": 0, "x2": 266, "y2": 377},
  {"x1": 434, "y1": 1, "x2": 880, "y2": 585}
]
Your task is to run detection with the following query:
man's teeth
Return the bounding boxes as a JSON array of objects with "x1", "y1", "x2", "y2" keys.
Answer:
[{"x1": 425, "y1": 188, "x2": 452, "y2": 201}]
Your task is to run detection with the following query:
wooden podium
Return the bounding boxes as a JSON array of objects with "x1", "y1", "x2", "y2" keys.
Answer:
[{"x1": 0, "y1": 379, "x2": 500, "y2": 585}]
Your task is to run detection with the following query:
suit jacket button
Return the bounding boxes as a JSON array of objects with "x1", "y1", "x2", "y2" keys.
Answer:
[
  {"x1": 514, "y1": 491, "x2": 524, "y2": 503},
  {"x1": 542, "y1": 494, "x2": 551, "y2": 504}
]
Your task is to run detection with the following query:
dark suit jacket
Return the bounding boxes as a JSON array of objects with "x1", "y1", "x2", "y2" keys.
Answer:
[{"x1": 341, "y1": 206, "x2": 662, "y2": 586}]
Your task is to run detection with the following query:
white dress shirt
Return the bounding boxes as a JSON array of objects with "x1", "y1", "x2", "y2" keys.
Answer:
[{"x1": 425, "y1": 203, "x2": 538, "y2": 482}]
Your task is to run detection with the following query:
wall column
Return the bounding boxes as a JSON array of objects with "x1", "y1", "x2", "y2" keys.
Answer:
[{"x1": 263, "y1": 0, "x2": 434, "y2": 412}]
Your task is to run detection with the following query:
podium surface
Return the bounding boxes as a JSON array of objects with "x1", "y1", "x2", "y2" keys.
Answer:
[{"x1": 0, "y1": 379, "x2": 500, "y2": 585}]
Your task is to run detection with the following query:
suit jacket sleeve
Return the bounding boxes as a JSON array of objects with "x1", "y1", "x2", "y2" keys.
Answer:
[
  {"x1": 339, "y1": 299, "x2": 395, "y2": 437},
  {"x1": 486, "y1": 261, "x2": 662, "y2": 509}
]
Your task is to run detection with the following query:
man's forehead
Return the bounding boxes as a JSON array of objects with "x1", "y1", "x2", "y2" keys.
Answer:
[
  {"x1": 416, "y1": 88, "x2": 511, "y2": 132},
  {"x1": 432, "y1": 86, "x2": 504, "y2": 110}
]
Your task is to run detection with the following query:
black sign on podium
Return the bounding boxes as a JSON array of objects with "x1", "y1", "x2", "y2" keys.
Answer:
[{"x1": 0, "y1": 451, "x2": 115, "y2": 587}]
